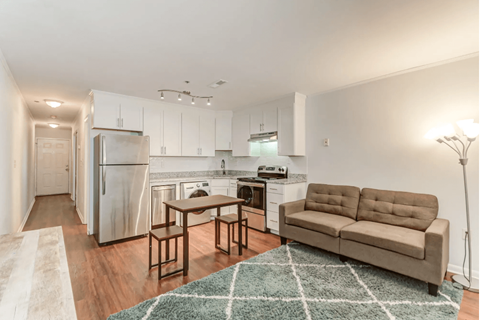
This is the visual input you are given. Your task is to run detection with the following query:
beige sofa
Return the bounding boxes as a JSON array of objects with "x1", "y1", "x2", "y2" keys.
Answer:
[{"x1": 279, "y1": 183, "x2": 449, "y2": 296}]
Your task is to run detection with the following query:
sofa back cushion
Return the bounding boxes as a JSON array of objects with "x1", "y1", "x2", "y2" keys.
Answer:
[
  {"x1": 358, "y1": 188, "x2": 438, "y2": 231},
  {"x1": 305, "y1": 184, "x2": 361, "y2": 220}
]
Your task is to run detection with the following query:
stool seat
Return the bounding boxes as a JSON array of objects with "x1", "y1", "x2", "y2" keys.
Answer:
[
  {"x1": 150, "y1": 226, "x2": 183, "y2": 241},
  {"x1": 215, "y1": 213, "x2": 248, "y2": 224}
]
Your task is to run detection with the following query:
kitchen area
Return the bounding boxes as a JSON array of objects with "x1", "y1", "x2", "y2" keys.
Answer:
[{"x1": 84, "y1": 90, "x2": 308, "y2": 246}]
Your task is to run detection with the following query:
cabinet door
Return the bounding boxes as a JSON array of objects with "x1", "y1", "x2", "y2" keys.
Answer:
[
  {"x1": 163, "y1": 109, "x2": 182, "y2": 156},
  {"x1": 181, "y1": 113, "x2": 200, "y2": 156},
  {"x1": 277, "y1": 105, "x2": 294, "y2": 156},
  {"x1": 232, "y1": 114, "x2": 250, "y2": 156},
  {"x1": 263, "y1": 108, "x2": 278, "y2": 132},
  {"x1": 92, "y1": 94, "x2": 120, "y2": 130},
  {"x1": 199, "y1": 114, "x2": 216, "y2": 156},
  {"x1": 211, "y1": 186, "x2": 230, "y2": 215},
  {"x1": 143, "y1": 108, "x2": 163, "y2": 156},
  {"x1": 249, "y1": 110, "x2": 263, "y2": 134},
  {"x1": 120, "y1": 104, "x2": 143, "y2": 131},
  {"x1": 215, "y1": 115, "x2": 232, "y2": 150}
]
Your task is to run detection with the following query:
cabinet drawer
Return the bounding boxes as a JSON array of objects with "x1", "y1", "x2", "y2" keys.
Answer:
[
  {"x1": 267, "y1": 193, "x2": 283, "y2": 213},
  {"x1": 229, "y1": 180, "x2": 237, "y2": 187},
  {"x1": 267, "y1": 184, "x2": 284, "y2": 195},
  {"x1": 267, "y1": 211, "x2": 279, "y2": 230},
  {"x1": 210, "y1": 179, "x2": 230, "y2": 187}
]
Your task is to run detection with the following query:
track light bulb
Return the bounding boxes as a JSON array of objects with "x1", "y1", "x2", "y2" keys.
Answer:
[
  {"x1": 160, "y1": 92, "x2": 164, "y2": 100},
  {"x1": 191, "y1": 98, "x2": 195, "y2": 105},
  {"x1": 178, "y1": 94, "x2": 182, "y2": 101},
  {"x1": 207, "y1": 98, "x2": 211, "y2": 106}
]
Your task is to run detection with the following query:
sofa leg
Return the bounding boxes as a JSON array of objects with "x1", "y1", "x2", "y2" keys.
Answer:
[
  {"x1": 339, "y1": 255, "x2": 348, "y2": 263},
  {"x1": 428, "y1": 283, "x2": 439, "y2": 297},
  {"x1": 280, "y1": 237, "x2": 287, "y2": 245}
]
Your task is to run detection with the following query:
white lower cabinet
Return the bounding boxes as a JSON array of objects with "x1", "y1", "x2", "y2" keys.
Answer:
[
  {"x1": 210, "y1": 179, "x2": 231, "y2": 215},
  {"x1": 229, "y1": 179, "x2": 238, "y2": 214},
  {"x1": 266, "y1": 182, "x2": 306, "y2": 234}
]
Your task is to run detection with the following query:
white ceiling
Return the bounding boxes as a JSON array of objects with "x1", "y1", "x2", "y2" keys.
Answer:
[{"x1": 0, "y1": 0, "x2": 478, "y2": 127}]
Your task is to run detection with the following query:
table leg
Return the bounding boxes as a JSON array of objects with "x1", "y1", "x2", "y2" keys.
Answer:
[
  {"x1": 165, "y1": 204, "x2": 170, "y2": 260},
  {"x1": 183, "y1": 211, "x2": 189, "y2": 276},
  {"x1": 217, "y1": 207, "x2": 221, "y2": 217},
  {"x1": 148, "y1": 233, "x2": 152, "y2": 269},
  {"x1": 237, "y1": 204, "x2": 243, "y2": 255}
]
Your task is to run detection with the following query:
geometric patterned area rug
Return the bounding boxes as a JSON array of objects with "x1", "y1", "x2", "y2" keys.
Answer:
[{"x1": 108, "y1": 242, "x2": 463, "y2": 320}]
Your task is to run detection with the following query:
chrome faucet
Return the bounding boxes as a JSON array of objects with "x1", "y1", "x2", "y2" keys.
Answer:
[{"x1": 221, "y1": 159, "x2": 226, "y2": 175}]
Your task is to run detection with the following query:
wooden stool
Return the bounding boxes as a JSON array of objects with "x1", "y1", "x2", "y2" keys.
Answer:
[
  {"x1": 149, "y1": 226, "x2": 186, "y2": 279},
  {"x1": 215, "y1": 213, "x2": 248, "y2": 255}
]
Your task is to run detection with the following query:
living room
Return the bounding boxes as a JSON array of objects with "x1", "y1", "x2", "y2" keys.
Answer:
[{"x1": 0, "y1": 1, "x2": 478, "y2": 319}]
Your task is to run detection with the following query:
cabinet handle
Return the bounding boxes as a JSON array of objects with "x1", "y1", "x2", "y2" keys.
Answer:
[
  {"x1": 121, "y1": 118, "x2": 124, "y2": 127},
  {"x1": 162, "y1": 146, "x2": 164, "y2": 154},
  {"x1": 269, "y1": 219, "x2": 278, "y2": 223},
  {"x1": 270, "y1": 202, "x2": 277, "y2": 205},
  {"x1": 117, "y1": 118, "x2": 120, "y2": 127},
  {"x1": 270, "y1": 188, "x2": 278, "y2": 191}
]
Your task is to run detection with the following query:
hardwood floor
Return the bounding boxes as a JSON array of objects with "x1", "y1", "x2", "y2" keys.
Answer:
[{"x1": 23, "y1": 195, "x2": 479, "y2": 320}]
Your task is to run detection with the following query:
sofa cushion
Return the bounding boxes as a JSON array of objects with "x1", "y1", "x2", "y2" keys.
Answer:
[
  {"x1": 285, "y1": 211, "x2": 356, "y2": 237},
  {"x1": 340, "y1": 221, "x2": 425, "y2": 259},
  {"x1": 358, "y1": 188, "x2": 438, "y2": 231},
  {"x1": 305, "y1": 184, "x2": 361, "y2": 220}
]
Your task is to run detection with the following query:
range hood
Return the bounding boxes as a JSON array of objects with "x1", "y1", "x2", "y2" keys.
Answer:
[{"x1": 248, "y1": 131, "x2": 278, "y2": 143}]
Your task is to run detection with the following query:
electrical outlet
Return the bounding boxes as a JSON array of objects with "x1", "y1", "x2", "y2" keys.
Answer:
[
  {"x1": 324, "y1": 138, "x2": 330, "y2": 147},
  {"x1": 462, "y1": 228, "x2": 468, "y2": 240}
]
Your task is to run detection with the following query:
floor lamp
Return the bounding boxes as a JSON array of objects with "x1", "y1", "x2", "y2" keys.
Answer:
[{"x1": 424, "y1": 119, "x2": 479, "y2": 293}]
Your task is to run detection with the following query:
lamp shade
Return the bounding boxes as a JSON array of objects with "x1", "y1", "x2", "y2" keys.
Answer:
[
  {"x1": 424, "y1": 127, "x2": 440, "y2": 139},
  {"x1": 437, "y1": 123, "x2": 456, "y2": 138},
  {"x1": 456, "y1": 119, "x2": 474, "y2": 131},
  {"x1": 463, "y1": 123, "x2": 480, "y2": 138}
]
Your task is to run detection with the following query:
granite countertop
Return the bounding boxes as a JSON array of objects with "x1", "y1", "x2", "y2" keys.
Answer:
[
  {"x1": 266, "y1": 177, "x2": 307, "y2": 185},
  {"x1": 150, "y1": 175, "x2": 251, "y2": 184}
]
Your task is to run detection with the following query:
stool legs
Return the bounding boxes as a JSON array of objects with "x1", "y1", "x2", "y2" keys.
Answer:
[
  {"x1": 215, "y1": 219, "x2": 248, "y2": 255},
  {"x1": 149, "y1": 233, "x2": 152, "y2": 269},
  {"x1": 232, "y1": 220, "x2": 248, "y2": 249}
]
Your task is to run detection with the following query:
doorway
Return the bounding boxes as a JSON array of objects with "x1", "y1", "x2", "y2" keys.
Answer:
[{"x1": 36, "y1": 138, "x2": 70, "y2": 196}]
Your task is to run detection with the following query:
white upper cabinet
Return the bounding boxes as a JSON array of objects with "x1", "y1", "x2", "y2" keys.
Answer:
[
  {"x1": 278, "y1": 93, "x2": 306, "y2": 156},
  {"x1": 215, "y1": 111, "x2": 233, "y2": 150},
  {"x1": 181, "y1": 111, "x2": 215, "y2": 157},
  {"x1": 199, "y1": 114, "x2": 215, "y2": 156},
  {"x1": 91, "y1": 91, "x2": 144, "y2": 132},
  {"x1": 162, "y1": 109, "x2": 182, "y2": 156},
  {"x1": 250, "y1": 109, "x2": 277, "y2": 134},
  {"x1": 232, "y1": 113, "x2": 250, "y2": 157},
  {"x1": 144, "y1": 107, "x2": 181, "y2": 156}
]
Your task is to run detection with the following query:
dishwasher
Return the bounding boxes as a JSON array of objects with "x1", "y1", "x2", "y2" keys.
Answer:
[{"x1": 151, "y1": 185, "x2": 176, "y2": 229}]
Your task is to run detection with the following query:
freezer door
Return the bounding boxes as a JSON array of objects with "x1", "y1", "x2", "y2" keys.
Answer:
[
  {"x1": 98, "y1": 165, "x2": 149, "y2": 243},
  {"x1": 99, "y1": 134, "x2": 150, "y2": 165}
]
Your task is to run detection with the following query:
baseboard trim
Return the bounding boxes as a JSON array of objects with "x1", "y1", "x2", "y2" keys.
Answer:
[
  {"x1": 18, "y1": 198, "x2": 35, "y2": 232},
  {"x1": 448, "y1": 263, "x2": 479, "y2": 280},
  {"x1": 76, "y1": 207, "x2": 86, "y2": 224}
]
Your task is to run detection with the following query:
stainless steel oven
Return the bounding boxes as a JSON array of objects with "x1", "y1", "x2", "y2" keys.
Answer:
[{"x1": 237, "y1": 181, "x2": 266, "y2": 231}]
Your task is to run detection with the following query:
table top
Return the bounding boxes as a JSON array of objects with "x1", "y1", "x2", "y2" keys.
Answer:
[{"x1": 164, "y1": 195, "x2": 245, "y2": 213}]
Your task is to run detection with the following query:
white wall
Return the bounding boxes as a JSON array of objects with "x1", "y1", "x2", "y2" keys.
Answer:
[
  {"x1": 0, "y1": 50, "x2": 35, "y2": 235},
  {"x1": 306, "y1": 57, "x2": 479, "y2": 276},
  {"x1": 35, "y1": 126, "x2": 72, "y2": 139}
]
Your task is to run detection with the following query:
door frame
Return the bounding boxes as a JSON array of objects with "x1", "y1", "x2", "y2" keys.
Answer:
[
  {"x1": 35, "y1": 137, "x2": 71, "y2": 196},
  {"x1": 72, "y1": 132, "x2": 77, "y2": 204}
]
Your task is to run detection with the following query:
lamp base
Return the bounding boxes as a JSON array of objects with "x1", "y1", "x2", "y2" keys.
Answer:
[{"x1": 452, "y1": 274, "x2": 479, "y2": 293}]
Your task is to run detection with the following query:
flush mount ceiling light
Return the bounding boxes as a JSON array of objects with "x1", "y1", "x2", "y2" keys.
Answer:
[
  {"x1": 50, "y1": 115, "x2": 57, "y2": 119},
  {"x1": 48, "y1": 123, "x2": 59, "y2": 128},
  {"x1": 44, "y1": 99, "x2": 63, "y2": 108}
]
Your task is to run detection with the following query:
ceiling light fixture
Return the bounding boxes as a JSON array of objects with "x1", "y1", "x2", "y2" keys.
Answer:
[
  {"x1": 48, "y1": 123, "x2": 59, "y2": 128},
  {"x1": 160, "y1": 92, "x2": 164, "y2": 99},
  {"x1": 158, "y1": 89, "x2": 212, "y2": 106},
  {"x1": 50, "y1": 115, "x2": 57, "y2": 119},
  {"x1": 44, "y1": 99, "x2": 63, "y2": 108}
]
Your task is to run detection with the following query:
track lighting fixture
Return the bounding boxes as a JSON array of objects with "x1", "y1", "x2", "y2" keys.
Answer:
[
  {"x1": 178, "y1": 93, "x2": 182, "y2": 101},
  {"x1": 158, "y1": 89, "x2": 213, "y2": 106},
  {"x1": 191, "y1": 98, "x2": 195, "y2": 105},
  {"x1": 160, "y1": 92, "x2": 164, "y2": 99},
  {"x1": 207, "y1": 98, "x2": 211, "y2": 106}
]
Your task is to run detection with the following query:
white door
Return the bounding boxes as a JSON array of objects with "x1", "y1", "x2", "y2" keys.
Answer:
[
  {"x1": 143, "y1": 107, "x2": 163, "y2": 156},
  {"x1": 92, "y1": 93, "x2": 120, "y2": 130},
  {"x1": 37, "y1": 139, "x2": 70, "y2": 196},
  {"x1": 199, "y1": 114, "x2": 215, "y2": 156},
  {"x1": 215, "y1": 114, "x2": 232, "y2": 150},
  {"x1": 250, "y1": 110, "x2": 263, "y2": 134},
  {"x1": 263, "y1": 108, "x2": 278, "y2": 132},
  {"x1": 163, "y1": 109, "x2": 182, "y2": 156},
  {"x1": 232, "y1": 114, "x2": 251, "y2": 156},
  {"x1": 120, "y1": 104, "x2": 143, "y2": 131},
  {"x1": 181, "y1": 113, "x2": 200, "y2": 156}
]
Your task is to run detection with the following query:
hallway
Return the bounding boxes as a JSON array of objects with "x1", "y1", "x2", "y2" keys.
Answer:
[{"x1": 23, "y1": 195, "x2": 283, "y2": 320}]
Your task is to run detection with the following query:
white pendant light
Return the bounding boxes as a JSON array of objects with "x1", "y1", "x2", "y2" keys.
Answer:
[
  {"x1": 48, "y1": 123, "x2": 59, "y2": 128},
  {"x1": 44, "y1": 100, "x2": 63, "y2": 108}
]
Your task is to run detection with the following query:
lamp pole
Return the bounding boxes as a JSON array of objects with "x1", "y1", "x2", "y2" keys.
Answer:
[{"x1": 425, "y1": 120, "x2": 479, "y2": 293}]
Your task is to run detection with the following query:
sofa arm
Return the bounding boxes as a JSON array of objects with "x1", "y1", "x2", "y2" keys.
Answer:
[
  {"x1": 425, "y1": 218, "x2": 449, "y2": 276},
  {"x1": 279, "y1": 199, "x2": 305, "y2": 233}
]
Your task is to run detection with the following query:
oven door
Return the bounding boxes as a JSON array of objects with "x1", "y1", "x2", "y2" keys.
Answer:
[{"x1": 237, "y1": 182, "x2": 265, "y2": 215}]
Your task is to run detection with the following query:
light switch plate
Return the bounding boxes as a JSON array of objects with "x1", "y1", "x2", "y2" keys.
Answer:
[{"x1": 324, "y1": 138, "x2": 329, "y2": 146}]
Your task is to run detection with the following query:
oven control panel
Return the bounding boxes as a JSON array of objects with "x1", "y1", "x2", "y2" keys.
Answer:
[{"x1": 258, "y1": 165, "x2": 288, "y2": 174}]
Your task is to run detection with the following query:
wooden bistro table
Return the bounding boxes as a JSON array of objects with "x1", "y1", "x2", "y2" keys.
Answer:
[{"x1": 163, "y1": 195, "x2": 245, "y2": 276}]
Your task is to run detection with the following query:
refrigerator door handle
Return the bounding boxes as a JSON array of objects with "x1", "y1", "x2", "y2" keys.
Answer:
[
  {"x1": 102, "y1": 167, "x2": 106, "y2": 195},
  {"x1": 102, "y1": 136, "x2": 107, "y2": 164}
]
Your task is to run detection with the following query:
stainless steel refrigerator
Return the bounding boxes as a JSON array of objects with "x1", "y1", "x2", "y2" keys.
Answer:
[{"x1": 93, "y1": 134, "x2": 150, "y2": 244}]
